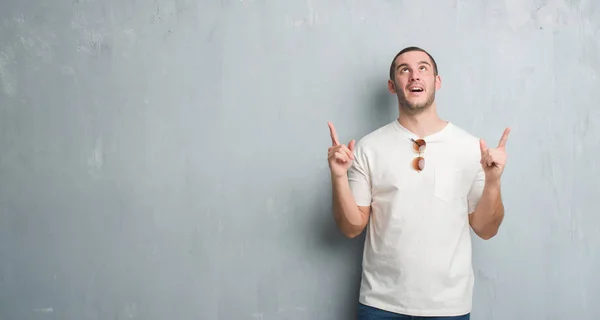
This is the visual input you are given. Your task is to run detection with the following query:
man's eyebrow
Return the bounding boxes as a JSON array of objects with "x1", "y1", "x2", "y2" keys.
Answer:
[{"x1": 396, "y1": 61, "x2": 432, "y2": 70}]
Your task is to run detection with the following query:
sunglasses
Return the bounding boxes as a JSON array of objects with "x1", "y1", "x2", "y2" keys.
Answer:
[{"x1": 411, "y1": 138, "x2": 426, "y2": 171}]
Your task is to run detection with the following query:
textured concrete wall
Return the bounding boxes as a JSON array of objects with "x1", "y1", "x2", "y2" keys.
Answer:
[{"x1": 0, "y1": 0, "x2": 598, "y2": 319}]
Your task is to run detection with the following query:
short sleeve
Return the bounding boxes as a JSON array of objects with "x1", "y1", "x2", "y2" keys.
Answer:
[
  {"x1": 347, "y1": 145, "x2": 372, "y2": 207},
  {"x1": 467, "y1": 167, "x2": 485, "y2": 213}
]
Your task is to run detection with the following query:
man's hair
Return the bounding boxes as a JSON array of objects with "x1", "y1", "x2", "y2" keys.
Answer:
[{"x1": 389, "y1": 46, "x2": 439, "y2": 80}]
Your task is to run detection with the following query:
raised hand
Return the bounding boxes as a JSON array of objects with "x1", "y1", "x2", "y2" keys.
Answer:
[
  {"x1": 479, "y1": 128, "x2": 511, "y2": 182},
  {"x1": 327, "y1": 122, "x2": 356, "y2": 178}
]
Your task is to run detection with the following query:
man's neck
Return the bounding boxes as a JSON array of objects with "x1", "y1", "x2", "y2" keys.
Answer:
[{"x1": 397, "y1": 105, "x2": 448, "y2": 138}]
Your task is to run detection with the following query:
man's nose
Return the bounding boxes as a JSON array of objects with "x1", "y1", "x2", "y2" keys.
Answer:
[{"x1": 409, "y1": 73, "x2": 420, "y2": 81}]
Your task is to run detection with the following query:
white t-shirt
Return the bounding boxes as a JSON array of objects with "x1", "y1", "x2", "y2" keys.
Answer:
[{"x1": 348, "y1": 120, "x2": 485, "y2": 316}]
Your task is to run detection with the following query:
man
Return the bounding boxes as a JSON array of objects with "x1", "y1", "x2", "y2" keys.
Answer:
[{"x1": 327, "y1": 47, "x2": 510, "y2": 319}]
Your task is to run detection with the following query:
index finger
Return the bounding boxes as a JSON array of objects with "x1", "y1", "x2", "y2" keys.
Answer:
[
  {"x1": 328, "y1": 121, "x2": 340, "y2": 146},
  {"x1": 497, "y1": 127, "x2": 511, "y2": 148}
]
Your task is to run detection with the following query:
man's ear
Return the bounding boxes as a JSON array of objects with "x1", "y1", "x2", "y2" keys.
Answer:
[
  {"x1": 388, "y1": 79, "x2": 396, "y2": 94},
  {"x1": 435, "y1": 75, "x2": 442, "y2": 90}
]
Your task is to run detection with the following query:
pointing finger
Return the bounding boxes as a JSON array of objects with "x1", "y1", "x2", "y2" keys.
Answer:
[
  {"x1": 328, "y1": 121, "x2": 340, "y2": 146},
  {"x1": 498, "y1": 127, "x2": 511, "y2": 148}
]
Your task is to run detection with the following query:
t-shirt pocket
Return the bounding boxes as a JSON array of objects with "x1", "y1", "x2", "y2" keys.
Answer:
[{"x1": 433, "y1": 166, "x2": 467, "y2": 203}]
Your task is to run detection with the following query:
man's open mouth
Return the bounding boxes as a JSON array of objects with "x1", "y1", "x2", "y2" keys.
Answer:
[{"x1": 408, "y1": 86, "x2": 424, "y2": 93}]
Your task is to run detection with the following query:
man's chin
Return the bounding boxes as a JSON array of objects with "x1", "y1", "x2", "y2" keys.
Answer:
[
  {"x1": 398, "y1": 102, "x2": 431, "y2": 115},
  {"x1": 399, "y1": 94, "x2": 435, "y2": 113},
  {"x1": 408, "y1": 105, "x2": 428, "y2": 111},
  {"x1": 402, "y1": 101, "x2": 429, "y2": 110}
]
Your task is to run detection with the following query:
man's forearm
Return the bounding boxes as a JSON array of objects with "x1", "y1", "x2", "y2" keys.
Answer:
[
  {"x1": 470, "y1": 179, "x2": 504, "y2": 239},
  {"x1": 331, "y1": 175, "x2": 368, "y2": 238}
]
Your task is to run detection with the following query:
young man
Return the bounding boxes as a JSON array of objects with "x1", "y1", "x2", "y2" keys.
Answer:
[{"x1": 327, "y1": 47, "x2": 510, "y2": 319}]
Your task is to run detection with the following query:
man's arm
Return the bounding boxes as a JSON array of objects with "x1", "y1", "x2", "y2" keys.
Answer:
[
  {"x1": 331, "y1": 175, "x2": 371, "y2": 238},
  {"x1": 469, "y1": 179, "x2": 504, "y2": 240},
  {"x1": 327, "y1": 122, "x2": 371, "y2": 238},
  {"x1": 469, "y1": 127, "x2": 511, "y2": 240}
]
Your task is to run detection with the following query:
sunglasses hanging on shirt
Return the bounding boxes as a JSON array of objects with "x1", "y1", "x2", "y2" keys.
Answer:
[{"x1": 411, "y1": 138, "x2": 426, "y2": 172}]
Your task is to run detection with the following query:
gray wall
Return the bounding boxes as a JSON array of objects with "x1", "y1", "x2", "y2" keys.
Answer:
[{"x1": 1, "y1": 0, "x2": 598, "y2": 319}]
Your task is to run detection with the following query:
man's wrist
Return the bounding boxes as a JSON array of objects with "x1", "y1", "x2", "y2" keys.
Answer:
[
  {"x1": 485, "y1": 177, "x2": 501, "y2": 191},
  {"x1": 331, "y1": 173, "x2": 348, "y2": 182}
]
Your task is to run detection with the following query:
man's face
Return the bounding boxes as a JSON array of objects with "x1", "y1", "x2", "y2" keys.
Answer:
[{"x1": 388, "y1": 51, "x2": 441, "y2": 113}]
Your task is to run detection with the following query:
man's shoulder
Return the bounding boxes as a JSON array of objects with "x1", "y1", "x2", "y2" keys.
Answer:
[
  {"x1": 446, "y1": 123, "x2": 482, "y2": 151},
  {"x1": 448, "y1": 123, "x2": 480, "y2": 143},
  {"x1": 445, "y1": 123, "x2": 483, "y2": 163},
  {"x1": 355, "y1": 121, "x2": 398, "y2": 149}
]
